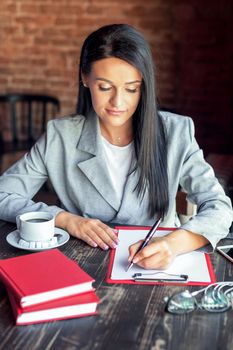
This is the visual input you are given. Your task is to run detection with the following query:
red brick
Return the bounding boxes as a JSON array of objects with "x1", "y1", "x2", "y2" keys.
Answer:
[{"x1": 0, "y1": 0, "x2": 232, "y2": 154}]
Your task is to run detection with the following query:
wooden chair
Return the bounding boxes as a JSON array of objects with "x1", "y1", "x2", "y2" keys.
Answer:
[
  {"x1": 176, "y1": 154, "x2": 233, "y2": 227},
  {"x1": 176, "y1": 189, "x2": 197, "y2": 224},
  {"x1": 206, "y1": 153, "x2": 233, "y2": 200},
  {"x1": 0, "y1": 93, "x2": 60, "y2": 172}
]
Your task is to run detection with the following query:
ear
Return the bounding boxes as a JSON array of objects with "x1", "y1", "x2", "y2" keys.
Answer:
[{"x1": 81, "y1": 73, "x2": 88, "y2": 88}]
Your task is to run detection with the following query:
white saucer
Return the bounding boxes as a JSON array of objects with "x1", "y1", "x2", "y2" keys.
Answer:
[{"x1": 6, "y1": 228, "x2": 70, "y2": 251}]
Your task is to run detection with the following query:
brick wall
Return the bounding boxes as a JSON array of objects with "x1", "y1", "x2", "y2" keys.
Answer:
[{"x1": 0, "y1": 0, "x2": 232, "y2": 155}]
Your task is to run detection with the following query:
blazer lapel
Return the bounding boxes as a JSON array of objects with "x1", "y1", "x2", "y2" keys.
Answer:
[
  {"x1": 114, "y1": 166, "x2": 151, "y2": 224},
  {"x1": 76, "y1": 112, "x2": 121, "y2": 211}
]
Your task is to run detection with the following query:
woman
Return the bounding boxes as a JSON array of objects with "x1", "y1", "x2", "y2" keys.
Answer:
[{"x1": 0, "y1": 24, "x2": 232, "y2": 269}]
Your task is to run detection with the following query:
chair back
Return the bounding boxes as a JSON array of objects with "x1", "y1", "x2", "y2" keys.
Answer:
[{"x1": 0, "y1": 93, "x2": 60, "y2": 151}]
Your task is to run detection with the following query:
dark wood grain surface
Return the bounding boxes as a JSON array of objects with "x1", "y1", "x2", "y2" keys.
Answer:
[{"x1": 0, "y1": 220, "x2": 233, "y2": 350}]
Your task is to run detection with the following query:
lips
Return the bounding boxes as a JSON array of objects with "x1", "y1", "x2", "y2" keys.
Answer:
[{"x1": 106, "y1": 109, "x2": 125, "y2": 116}]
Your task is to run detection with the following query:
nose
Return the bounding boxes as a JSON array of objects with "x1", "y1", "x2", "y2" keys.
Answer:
[{"x1": 110, "y1": 89, "x2": 123, "y2": 108}]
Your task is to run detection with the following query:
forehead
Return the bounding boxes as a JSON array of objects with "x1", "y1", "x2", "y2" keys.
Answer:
[{"x1": 89, "y1": 57, "x2": 142, "y2": 83}]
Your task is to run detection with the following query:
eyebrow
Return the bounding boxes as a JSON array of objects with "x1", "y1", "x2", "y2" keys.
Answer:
[{"x1": 95, "y1": 78, "x2": 142, "y2": 85}]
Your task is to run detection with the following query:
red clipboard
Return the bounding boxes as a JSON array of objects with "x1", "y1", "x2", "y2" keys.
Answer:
[{"x1": 106, "y1": 226, "x2": 216, "y2": 286}]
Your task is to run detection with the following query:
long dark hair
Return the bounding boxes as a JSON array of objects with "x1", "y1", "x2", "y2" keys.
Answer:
[{"x1": 77, "y1": 24, "x2": 169, "y2": 219}]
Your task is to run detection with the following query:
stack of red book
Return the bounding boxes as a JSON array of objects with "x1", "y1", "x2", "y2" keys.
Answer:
[{"x1": 0, "y1": 249, "x2": 99, "y2": 325}]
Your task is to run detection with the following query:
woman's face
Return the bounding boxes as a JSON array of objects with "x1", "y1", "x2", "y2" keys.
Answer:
[{"x1": 82, "y1": 57, "x2": 142, "y2": 131}]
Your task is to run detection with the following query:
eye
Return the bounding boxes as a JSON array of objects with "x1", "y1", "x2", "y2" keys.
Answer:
[
  {"x1": 126, "y1": 88, "x2": 137, "y2": 93},
  {"x1": 125, "y1": 85, "x2": 140, "y2": 93},
  {"x1": 99, "y1": 85, "x2": 112, "y2": 91}
]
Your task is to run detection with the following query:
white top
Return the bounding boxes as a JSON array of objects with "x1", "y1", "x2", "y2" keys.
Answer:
[{"x1": 101, "y1": 136, "x2": 135, "y2": 201}]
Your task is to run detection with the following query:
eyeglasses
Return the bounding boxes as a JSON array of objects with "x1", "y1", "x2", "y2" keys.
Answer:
[{"x1": 165, "y1": 282, "x2": 233, "y2": 314}]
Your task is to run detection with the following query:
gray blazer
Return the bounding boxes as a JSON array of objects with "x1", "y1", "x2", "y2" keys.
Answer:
[{"x1": 0, "y1": 111, "x2": 232, "y2": 248}]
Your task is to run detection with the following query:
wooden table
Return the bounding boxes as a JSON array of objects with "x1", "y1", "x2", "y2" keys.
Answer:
[{"x1": 0, "y1": 220, "x2": 233, "y2": 350}]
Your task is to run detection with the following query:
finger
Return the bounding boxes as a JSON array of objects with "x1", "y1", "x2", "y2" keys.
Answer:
[
  {"x1": 136, "y1": 251, "x2": 173, "y2": 270},
  {"x1": 133, "y1": 238, "x2": 172, "y2": 263},
  {"x1": 93, "y1": 226, "x2": 119, "y2": 249},
  {"x1": 134, "y1": 241, "x2": 174, "y2": 269},
  {"x1": 79, "y1": 233, "x2": 98, "y2": 248},
  {"x1": 72, "y1": 222, "x2": 108, "y2": 249},
  {"x1": 84, "y1": 225, "x2": 119, "y2": 250},
  {"x1": 128, "y1": 240, "x2": 143, "y2": 261},
  {"x1": 83, "y1": 228, "x2": 110, "y2": 250},
  {"x1": 98, "y1": 223, "x2": 119, "y2": 244},
  {"x1": 77, "y1": 220, "x2": 118, "y2": 250},
  {"x1": 132, "y1": 241, "x2": 161, "y2": 263}
]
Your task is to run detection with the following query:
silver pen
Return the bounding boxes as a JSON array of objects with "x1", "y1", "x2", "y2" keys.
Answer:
[{"x1": 126, "y1": 218, "x2": 162, "y2": 272}]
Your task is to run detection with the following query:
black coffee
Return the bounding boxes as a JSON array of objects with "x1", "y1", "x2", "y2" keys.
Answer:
[{"x1": 25, "y1": 218, "x2": 49, "y2": 223}]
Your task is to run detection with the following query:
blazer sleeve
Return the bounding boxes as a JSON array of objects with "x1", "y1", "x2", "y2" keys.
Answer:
[
  {"x1": 0, "y1": 132, "x2": 63, "y2": 223},
  {"x1": 176, "y1": 117, "x2": 233, "y2": 249}
]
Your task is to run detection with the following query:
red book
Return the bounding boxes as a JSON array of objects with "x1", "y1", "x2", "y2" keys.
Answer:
[
  {"x1": 7, "y1": 289, "x2": 100, "y2": 325},
  {"x1": 0, "y1": 249, "x2": 94, "y2": 308}
]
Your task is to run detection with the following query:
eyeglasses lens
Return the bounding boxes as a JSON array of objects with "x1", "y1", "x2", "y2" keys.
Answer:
[
  {"x1": 166, "y1": 290, "x2": 196, "y2": 314},
  {"x1": 201, "y1": 290, "x2": 230, "y2": 313}
]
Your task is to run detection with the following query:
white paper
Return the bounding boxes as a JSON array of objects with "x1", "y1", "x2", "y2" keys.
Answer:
[{"x1": 111, "y1": 228, "x2": 211, "y2": 283}]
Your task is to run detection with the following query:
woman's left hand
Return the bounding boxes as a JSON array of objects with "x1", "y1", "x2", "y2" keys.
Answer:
[
  {"x1": 128, "y1": 228, "x2": 210, "y2": 270},
  {"x1": 128, "y1": 236, "x2": 177, "y2": 270}
]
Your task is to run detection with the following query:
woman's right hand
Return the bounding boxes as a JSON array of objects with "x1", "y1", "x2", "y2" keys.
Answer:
[{"x1": 55, "y1": 211, "x2": 119, "y2": 250}]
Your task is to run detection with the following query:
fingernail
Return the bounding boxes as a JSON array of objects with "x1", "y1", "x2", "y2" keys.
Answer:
[
  {"x1": 133, "y1": 257, "x2": 139, "y2": 263},
  {"x1": 92, "y1": 242, "x2": 97, "y2": 248},
  {"x1": 103, "y1": 245, "x2": 109, "y2": 250},
  {"x1": 111, "y1": 242, "x2": 117, "y2": 249}
]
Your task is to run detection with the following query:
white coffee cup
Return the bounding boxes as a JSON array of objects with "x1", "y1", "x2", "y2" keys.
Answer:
[{"x1": 16, "y1": 211, "x2": 55, "y2": 242}]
